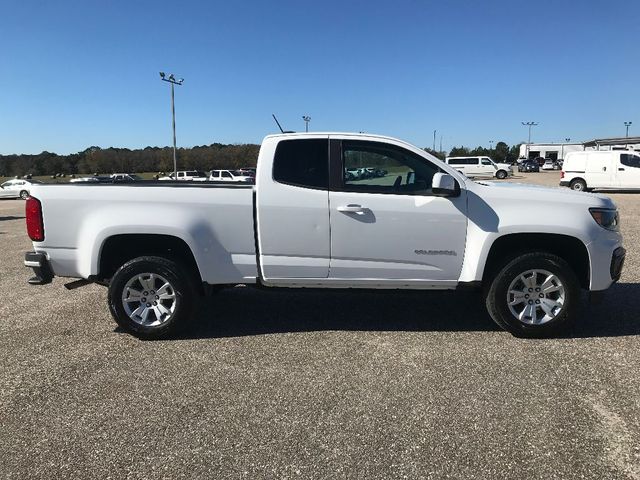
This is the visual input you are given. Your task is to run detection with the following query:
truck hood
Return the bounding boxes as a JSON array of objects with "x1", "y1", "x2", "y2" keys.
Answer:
[{"x1": 469, "y1": 180, "x2": 616, "y2": 209}]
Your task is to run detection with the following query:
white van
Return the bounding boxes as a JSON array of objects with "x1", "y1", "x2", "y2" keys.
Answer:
[
  {"x1": 560, "y1": 150, "x2": 640, "y2": 191},
  {"x1": 445, "y1": 156, "x2": 512, "y2": 179}
]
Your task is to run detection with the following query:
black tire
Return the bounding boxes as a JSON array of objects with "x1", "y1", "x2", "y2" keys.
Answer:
[
  {"x1": 496, "y1": 170, "x2": 508, "y2": 180},
  {"x1": 108, "y1": 256, "x2": 196, "y2": 339},
  {"x1": 19, "y1": 190, "x2": 29, "y2": 200},
  {"x1": 570, "y1": 179, "x2": 587, "y2": 192},
  {"x1": 485, "y1": 252, "x2": 580, "y2": 338}
]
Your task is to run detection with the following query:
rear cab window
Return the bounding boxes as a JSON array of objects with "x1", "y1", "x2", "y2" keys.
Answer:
[{"x1": 273, "y1": 139, "x2": 329, "y2": 189}]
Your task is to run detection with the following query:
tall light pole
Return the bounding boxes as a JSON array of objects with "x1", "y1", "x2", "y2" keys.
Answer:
[
  {"x1": 433, "y1": 130, "x2": 436, "y2": 152},
  {"x1": 303, "y1": 115, "x2": 311, "y2": 132},
  {"x1": 521, "y1": 121, "x2": 538, "y2": 158},
  {"x1": 624, "y1": 121, "x2": 632, "y2": 138},
  {"x1": 160, "y1": 72, "x2": 184, "y2": 179},
  {"x1": 561, "y1": 137, "x2": 570, "y2": 160},
  {"x1": 489, "y1": 140, "x2": 494, "y2": 150}
]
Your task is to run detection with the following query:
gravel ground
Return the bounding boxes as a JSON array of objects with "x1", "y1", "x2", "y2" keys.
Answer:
[{"x1": 1, "y1": 171, "x2": 638, "y2": 479}]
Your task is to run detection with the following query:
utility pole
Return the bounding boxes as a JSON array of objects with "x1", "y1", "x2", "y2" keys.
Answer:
[
  {"x1": 303, "y1": 115, "x2": 311, "y2": 132},
  {"x1": 624, "y1": 121, "x2": 632, "y2": 138},
  {"x1": 561, "y1": 137, "x2": 570, "y2": 160},
  {"x1": 439, "y1": 135, "x2": 442, "y2": 154},
  {"x1": 521, "y1": 122, "x2": 538, "y2": 159},
  {"x1": 159, "y1": 72, "x2": 184, "y2": 180},
  {"x1": 433, "y1": 130, "x2": 436, "y2": 152},
  {"x1": 489, "y1": 140, "x2": 494, "y2": 150}
]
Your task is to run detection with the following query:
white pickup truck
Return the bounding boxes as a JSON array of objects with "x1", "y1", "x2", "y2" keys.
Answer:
[{"x1": 24, "y1": 133, "x2": 625, "y2": 339}]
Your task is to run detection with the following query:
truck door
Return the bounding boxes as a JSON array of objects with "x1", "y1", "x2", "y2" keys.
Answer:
[
  {"x1": 256, "y1": 136, "x2": 331, "y2": 279},
  {"x1": 328, "y1": 139, "x2": 467, "y2": 282},
  {"x1": 585, "y1": 153, "x2": 614, "y2": 188},
  {"x1": 480, "y1": 157, "x2": 495, "y2": 176},
  {"x1": 617, "y1": 152, "x2": 640, "y2": 188}
]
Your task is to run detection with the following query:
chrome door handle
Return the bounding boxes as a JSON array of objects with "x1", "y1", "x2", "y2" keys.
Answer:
[{"x1": 337, "y1": 204, "x2": 366, "y2": 214}]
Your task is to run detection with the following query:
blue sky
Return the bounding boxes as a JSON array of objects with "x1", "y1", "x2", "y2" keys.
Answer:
[{"x1": 1, "y1": 0, "x2": 638, "y2": 155}]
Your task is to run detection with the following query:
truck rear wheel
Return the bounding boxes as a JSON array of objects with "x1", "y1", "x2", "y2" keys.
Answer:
[
  {"x1": 108, "y1": 256, "x2": 195, "y2": 339},
  {"x1": 485, "y1": 252, "x2": 579, "y2": 338},
  {"x1": 570, "y1": 179, "x2": 587, "y2": 191}
]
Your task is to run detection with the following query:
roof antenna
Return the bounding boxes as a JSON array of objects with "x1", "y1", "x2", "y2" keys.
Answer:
[{"x1": 272, "y1": 114, "x2": 295, "y2": 134}]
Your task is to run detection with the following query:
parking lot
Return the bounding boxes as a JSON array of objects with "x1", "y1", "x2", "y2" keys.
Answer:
[{"x1": 1, "y1": 170, "x2": 638, "y2": 479}]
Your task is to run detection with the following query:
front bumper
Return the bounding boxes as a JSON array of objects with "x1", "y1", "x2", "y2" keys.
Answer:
[{"x1": 24, "y1": 251, "x2": 54, "y2": 285}]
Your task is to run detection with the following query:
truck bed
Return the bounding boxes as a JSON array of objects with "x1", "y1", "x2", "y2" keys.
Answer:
[{"x1": 29, "y1": 182, "x2": 258, "y2": 284}]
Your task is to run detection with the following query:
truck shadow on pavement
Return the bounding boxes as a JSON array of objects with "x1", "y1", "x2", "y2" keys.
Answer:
[
  {"x1": 0, "y1": 215, "x2": 24, "y2": 222},
  {"x1": 168, "y1": 282, "x2": 640, "y2": 340}
]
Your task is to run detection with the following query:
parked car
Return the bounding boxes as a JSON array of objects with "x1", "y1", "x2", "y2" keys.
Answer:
[
  {"x1": 158, "y1": 171, "x2": 208, "y2": 181},
  {"x1": 561, "y1": 150, "x2": 640, "y2": 191},
  {"x1": 24, "y1": 132, "x2": 625, "y2": 340},
  {"x1": 0, "y1": 179, "x2": 42, "y2": 199},
  {"x1": 70, "y1": 174, "x2": 143, "y2": 184},
  {"x1": 346, "y1": 168, "x2": 361, "y2": 180},
  {"x1": 111, "y1": 173, "x2": 143, "y2": 182},
  {"x1": 445, "y1": 156, "x2": 512, "y2": 179},
  {"x1": 69, "y1": 176, "x2": 101, "y2": 183},
  {"x1": 209, "y1": 169, "x2": 253, "y2": 183},
  {"x1": 541, "y1": 160, "x2": 561, "y2": 171},
  {"x1": 518, "y1": 160, "x2": 540, "y2": 173}
]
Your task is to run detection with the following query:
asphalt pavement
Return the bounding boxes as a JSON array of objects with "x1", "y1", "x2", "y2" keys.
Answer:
[{"x1": 0, "y1": 172, "x2": 638, "y2": 479}]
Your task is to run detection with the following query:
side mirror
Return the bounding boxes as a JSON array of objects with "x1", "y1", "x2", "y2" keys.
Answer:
[{"x1": 432, "y1": 172, "x2": 458, "y2": 197}]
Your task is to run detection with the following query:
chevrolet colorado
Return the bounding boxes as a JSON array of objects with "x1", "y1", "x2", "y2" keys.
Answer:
[{"x1": 24, "y1": 133, "x2": 625, "y2": 338}]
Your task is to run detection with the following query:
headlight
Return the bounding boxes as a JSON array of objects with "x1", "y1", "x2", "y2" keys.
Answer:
[{"x1": 589, "y1": 208, "x2": 619, "y2": 231}]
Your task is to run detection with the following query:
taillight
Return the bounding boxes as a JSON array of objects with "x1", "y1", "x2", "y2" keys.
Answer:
[
  {"x1": 26, "y1": 196, "x2": 44, "y2": 241},
  {"x1": 560, "y1": 171, "x2": 565, "y2": 179}
]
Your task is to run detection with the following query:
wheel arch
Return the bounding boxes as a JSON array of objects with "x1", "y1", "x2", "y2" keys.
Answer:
[
  {"x1": 98, "y1": 234, "x2": 203, "y2": 290},
  {"x1": 482, "y1": 233, "x2": 590, "y2": 289}
]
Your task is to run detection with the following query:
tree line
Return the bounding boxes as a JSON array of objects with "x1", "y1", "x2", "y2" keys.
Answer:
[
  {"x1": 425, "y1": 141, "x2": 522, "y2": 163},
  {"x1": 0, "y1": 143, "x2": 260, "y2": 178},
  {"x1": 1, "y1": 140, "x2": 522, "y2": 178}
]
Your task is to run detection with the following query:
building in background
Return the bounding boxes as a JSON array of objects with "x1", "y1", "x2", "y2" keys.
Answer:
[
  {"x1": 518, "y1": 142, "x2": 583, "y2": 161},
  {"x1": 519, "y1": 136, "x2": 640, "y2": 161}
]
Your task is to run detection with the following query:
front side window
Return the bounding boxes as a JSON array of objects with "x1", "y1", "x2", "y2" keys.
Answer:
[
  {"x1": 222, "y1": 171, "x2": 232, "y2": 178},
  {"x1": 621, "y1": 154, "x2": 640, "y2": 168},
  {"x1": 341, "y1": 141, "x2": 440, "y2": 195},
  {"x1": 481, "y1": 159, "x2": 492, "y2": 165},
  {"x1": 448, "y1": 158, "x2": 463, "y2": 165},
  {"x1": 273, "y1": 139, "x2": 329, "y2": 189}
]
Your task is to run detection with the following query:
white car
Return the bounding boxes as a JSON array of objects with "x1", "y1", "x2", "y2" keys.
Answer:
[
  {"x1": 445, "y1": 156, "x2": 512, "y2": 179},
  {"x1": 541, "y1": 160, "x2": 556, "y2": 170},
  {"x1": 0, "y1": 179, "x2": 42, "y2": 199},
  {"x1": 69, "y1": 177, "x2": 101, "y2": 183},
  {"x1": 24, "y1": 132, "x2": 624, "y2": 340},
  {"x1": 209, "y1": 170, "x2": 253, "y2": 182},
  {"x1": 158, "y1": 170, "x2": 208, "y2": 181},
  {"x1": 561, "y1": 150, "x2": 640, "y2": 191}
]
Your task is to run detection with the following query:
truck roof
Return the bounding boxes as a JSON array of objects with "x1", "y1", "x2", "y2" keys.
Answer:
[{"x1": 264, "y1": 131, "x2": 413, "y2": 146}]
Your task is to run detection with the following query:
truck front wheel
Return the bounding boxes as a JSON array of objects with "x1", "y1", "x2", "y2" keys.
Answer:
[
  {"x1": 108, "y1": 256, "x2": 195, "y2": 339},
  {"x1": 496, "y1": 170, "x2": 507, "y2": 180},
  {"x1": 485, "y1": 252, "x2": 580, "y2": 338}
]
